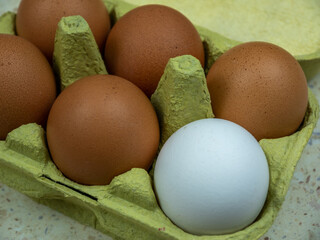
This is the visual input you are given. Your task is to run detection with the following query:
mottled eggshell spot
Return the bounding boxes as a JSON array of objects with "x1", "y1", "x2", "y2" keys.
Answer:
[
  {"x1": 46, "y1": 74, "x2": 160, "y2": 185},
  {"x1": 104, "y1": 4, "x2": 205, "y2": 98},
  {"x1": 206, "y1": 41, "x2": 308, "y2": 141},
  {"x1": 16, "y1": 0, "x2": 111, "y2": 61},
  {"x1": 0, "y1": 34, "x2": 57, "y2": 140}
]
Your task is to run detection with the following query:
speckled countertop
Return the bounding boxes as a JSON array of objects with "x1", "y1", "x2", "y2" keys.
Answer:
[{"x1": 0, "y1": 1, "x2": 319, "y2": 239}]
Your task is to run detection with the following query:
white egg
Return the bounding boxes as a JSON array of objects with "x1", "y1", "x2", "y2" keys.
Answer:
[{"x1": 154, "y1": 118, "x2": 269, "y2": 235}]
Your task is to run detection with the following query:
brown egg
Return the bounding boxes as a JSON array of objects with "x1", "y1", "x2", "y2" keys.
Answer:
[
  {"x1": 16, "y1": 0, "x2": 110, "y2": 61},
  {"x1": 104, "y1": 4, "x2": 205, "y2": 98},
  {"x1": 206, "y1": 41, "x2": 308, "y2": 141},
  {"x1": 0, "y1": 34, "x2": 57, "y2": 140},
  {"x1": 46, "y1": 74, "x2": 160, "y2": 185}
]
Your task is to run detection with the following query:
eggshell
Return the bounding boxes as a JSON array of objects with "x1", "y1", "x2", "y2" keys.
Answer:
[
  {"x1": 206, "y1": 41, "x2": 308, "y2": 140},
  {"x1": 104, "y1": 4, "x2": 205, "y2": 97},
  {"x1": 154, "y1": 118, "x2": 269, "y2": 235},
  {"x1": 46, "y1": 74, "x2": 160, "y2": 185},
  {"x1": 0, "y1": 34, "x2": 57, "y2": 140},
  {"x1": 16, "y1": 0, "x2": 111, "y2": 61},
  {"x1": 0, "y1": 1, "x2": 319, "y2": 239}
]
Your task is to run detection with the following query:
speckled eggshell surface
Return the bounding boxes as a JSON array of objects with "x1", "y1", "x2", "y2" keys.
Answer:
[
  {"x1": 206, "y1": 41, "x2": 309, "y2": 141},
  {"x1": 46, "y1": 74, "x2": 160, "y2": 185},
  {"x1": 16, "y1": 0, "x2": 111, "y2": 60},
  {"x1": 0, "y1": 34, "x2": 57, "y2": 140},
  {"x1": 104, "y1": 4, "x2": 205, "y2": 97}
]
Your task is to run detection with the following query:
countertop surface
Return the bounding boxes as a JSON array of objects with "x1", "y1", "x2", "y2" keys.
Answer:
[{"x1": 0, "y1": 0, "x2": 319, "y2": 239}]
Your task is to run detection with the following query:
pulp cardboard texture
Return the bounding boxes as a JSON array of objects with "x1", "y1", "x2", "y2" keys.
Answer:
[
  {"x1": 151, "y1": 55, "x2": 214, "y2": 148},
  {"x1": 122, "y1": 0, "x2": 320, "y2": 81},
  {"x1": 0, "y1": 0, "x2": 319, "y2": 239},
  {"x1": 53, "y1": 15, "x2": 108, "y2": 90},
  {"x1": 0, "y1": 11, "x2": 15, "y2": 35}
]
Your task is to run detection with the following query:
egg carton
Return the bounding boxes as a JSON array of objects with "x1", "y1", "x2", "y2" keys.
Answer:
[{"x1": 0, "y1": 1, "x2": 319, "y2": 240}]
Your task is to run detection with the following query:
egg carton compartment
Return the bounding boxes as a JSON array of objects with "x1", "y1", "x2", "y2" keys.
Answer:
[
  {"x1": 0, "y1": 0, "x2": 319, "y2": 239},
  {"x1": 103, "y1": 0, "x2": 320, "y2": 81}
]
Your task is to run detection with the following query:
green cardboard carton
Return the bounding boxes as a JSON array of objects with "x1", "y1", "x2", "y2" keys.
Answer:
[{"x1": 0, "y1": 1, "x2": 319, "y2": 239}]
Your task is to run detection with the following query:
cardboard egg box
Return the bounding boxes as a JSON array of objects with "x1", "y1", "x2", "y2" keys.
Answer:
[{"x1": 0, "y1": 0, "x2": 319, "y2": 239}]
